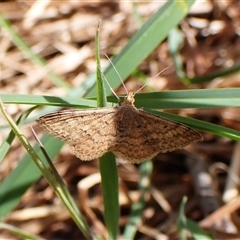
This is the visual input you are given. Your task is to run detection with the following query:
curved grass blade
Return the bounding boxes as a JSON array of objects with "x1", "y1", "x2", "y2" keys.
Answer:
[
  {"x1": 190, "y1": 62, "x2": 240, "y2": 84},
  {"x1": 0, "y1": 222, "x2": 44, "y2": 240},
  {"x1": 168, "y1": 27, "x2": 186, "y2": 82},
  {"x1": 177, "y1": 197, "x2": 211, "y2": 240},
  {"x1": 168, "y1": 26, "x2": 240, "y2": 85},
  {"x1": 0, "y1": 13, "x2": 71, "y2": 90},
  {"x1": 0, "y1": 135, "x2": 62, "y2": 218},
  {"x1": 86, "y1": 1, "x2": 196, "y2": 97},
  {"x1": 0, "y1": 106, "x2": 37, "y2": 163},
  {"x1": 0, "y1": 100, "x2": 93, "y2": 240}
]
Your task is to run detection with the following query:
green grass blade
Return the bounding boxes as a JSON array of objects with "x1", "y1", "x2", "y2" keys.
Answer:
[
  {"x1": 99, "y1": 152, "x2": 119, "y2": 240},
  {"x1": 168, "y1": 27, "x2": 186, "y2": 81},
  {"x1": 0, "y1": 101, "x2": 93, "y2": 239},
  {"x1": 2, "y1": 88, "x2": 240, "y2": 109},
  {"x1": 0, "y1": 12, "x2": 71, "y2": 90},
  {"x1": 190, "y1": 62, "x2": 240, "y2": 84},
  {"x1": 0, "y1": 222, "x2": 45, "y2": 240},
  {"x1": 168, "y1": 26, "x2": 240, "y2": 85},
  {"x1": 123, "y1": 161, "x2": 153, "y2": 239},
  {"x1": 0, "y1": 106, "x2": 37, "y2": 163},
  {"x1": 86, "y1": 0, "x2": 196, "y2": 97},
  {"x1": 108, "y1": 88, "x2": 240, "y2": 109},
  {"x1": 0, "y1": 135, "x2": 94, "y2": 239},
  {"x1": 0, "y1": 153, "x2": 41, "y2": 218},
  {"x1": 156, "y1": 111, "x2": 240, "y2": 141},
  {"x1": 185, "y1": 219, "x2": 212, "y2": 240},
  {"x1": 131, "y1": 2, "x2": 144, "y2": 28},
  {"x1": 95, "y1": 24, "x2": 119, "y2": 239},
  {"x1": 0, "y1": 126, "x2": 17, "y2": 163},
  {"x1": 0, "y1": 94, "x2": 99, "y2": 108},
  {"x1": 177, "y1": 197, "x2": 211, "y2": 240},
  {"x1": 0, "y1": 135, "x2": 62, "y2": 218},
  {"x1": 177, "y1": 196, "x2": 188, "y2": 240},
  {"x1": 96, "y1": 21, "x2": 107, "y2": 108}
]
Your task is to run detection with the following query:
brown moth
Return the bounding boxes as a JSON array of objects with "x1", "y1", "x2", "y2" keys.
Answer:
[{"x1": 36, "y1": 92, "x2": 203, "y2": 164}]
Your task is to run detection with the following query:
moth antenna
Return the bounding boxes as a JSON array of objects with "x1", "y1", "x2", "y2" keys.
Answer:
[
  {"x1": 104, "y1": 53, "x2": 129, "y2": 95},
  {"x1": 134, "y1": 66, "x2": 170, "y2": 94},
  {"x1": 99, "y1": 66, "x2": 120, "y2": 102}
]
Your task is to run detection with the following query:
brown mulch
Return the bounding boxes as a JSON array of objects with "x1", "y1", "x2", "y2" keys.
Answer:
[{"x1": 1, "y1": 1, "x2": 240, "y2": 239}]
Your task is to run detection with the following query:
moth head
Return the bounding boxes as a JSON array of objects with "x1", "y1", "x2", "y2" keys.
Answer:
[{"x1": 122, "y1": 92, "x2": 135, "y2": 106}]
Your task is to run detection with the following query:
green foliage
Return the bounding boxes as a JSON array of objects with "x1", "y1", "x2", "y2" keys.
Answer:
[{"x1": 1, "y1": 1, "x2": 239, "y2": 239}]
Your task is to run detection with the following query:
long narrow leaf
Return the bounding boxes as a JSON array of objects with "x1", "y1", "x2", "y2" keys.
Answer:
[
  {"x1": 86, "y1": 1, "x2": 196, "y2": 97},
  {"x1": 95, "y1": 23, "x2": 119, "y2": 239},
  {"x1": 2, "y1": 88, "x2": 240, "y2": 109},
  {"x1": 0, "y1": 13, "x2": 71, "y2": 90},
  {"x1": 0, "y1": 102, "x2": 93, "y2": 239}
]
